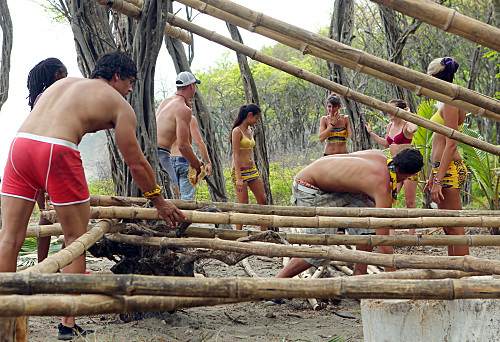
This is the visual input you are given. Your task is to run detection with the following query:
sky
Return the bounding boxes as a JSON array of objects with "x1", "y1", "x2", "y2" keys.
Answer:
[{"x1": 0, "y1": 0, "x2": 333, "y2": 176}]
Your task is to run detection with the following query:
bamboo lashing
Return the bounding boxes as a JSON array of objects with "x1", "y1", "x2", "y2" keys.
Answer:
[
  {"x1": 93, "y1": 0, "x2": 192, "y2": 45},
  {"x1": 370, "y1": 0, "x2": 500, "y2": 53},
  {"x1": 90, "y1": 194, "x2": 500, "y2": 217},
  {"x1": 176, "y1": 0, "x2": 500, "y2": 118},
  {"x1": 0, "y1": 273, "x2": 500, "y2": 300},
  {"x1": 165, "y1": 13, "x2": 500, "y2": 155},
  {"x1": 94, "y1": 0, "x2": 141, "y2": 20},
  {"x1": 105, "y1": 234, "x2": 500, "y2": 274},
  {"x1": 41, "y1": 206, "x2": 500, "y2": 229},
  {"x1": 0, "y1": 294, "x2": 236, "y2": 317},
  {"x1": 21, "y1": 219, "x2": 117, "y2": 274}
]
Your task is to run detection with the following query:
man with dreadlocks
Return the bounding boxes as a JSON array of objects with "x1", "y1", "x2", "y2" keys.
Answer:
[
  {"x1": 0, "y1": 51, "x2": 185, "y2": 340},
  {"x1": 27, "y1": 57, "x2": 68, "y2": 264}
]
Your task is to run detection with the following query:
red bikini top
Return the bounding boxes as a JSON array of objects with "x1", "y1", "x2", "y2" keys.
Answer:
[{"x1": 386, "y1": 122, "x2": 412, "y2": 145}]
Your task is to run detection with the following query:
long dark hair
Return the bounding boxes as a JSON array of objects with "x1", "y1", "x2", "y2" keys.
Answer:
[
  {"x1": 327, "y1": 93, "x2": 341, "y2": 107},
  {"x1": 27, "y1": 58, "x2": 66, "y2": 110},
  {"x1": 389, "y1": 99, "x2": 407, "y2": 110},
  {"x1": 427, "y1": 57, "x2": 459, "y2": 83},
  {"x1": 230, "y1": 103, "x2": 261, "y2": 143}
]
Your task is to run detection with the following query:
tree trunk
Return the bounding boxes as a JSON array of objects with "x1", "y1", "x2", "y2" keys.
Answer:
[
  {"x1": 226, "y1": 22, "x2": 273, "y2": 205},
  {"x1": 64, "y1": 0, "x2": 173, "y2": 198},
  {"x1": 164, "y1": 32, "x2": 228, "y2": 202},
  {"x1": 0, "y1": 0, "x2": 13, "y2": 110},
  {"x1": 378, "y1": 5, "x2": 422, "y2": 113},
  {"x1": 329, "y1": 0, "x2": 370, "y2": 152}
]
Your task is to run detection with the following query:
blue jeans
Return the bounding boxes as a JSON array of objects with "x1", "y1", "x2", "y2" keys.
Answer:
[{"x1": 171, "y1": 156, "x2": 195, "y2": 201}]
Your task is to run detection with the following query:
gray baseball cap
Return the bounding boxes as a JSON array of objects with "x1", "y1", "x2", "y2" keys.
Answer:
[{"x1": 175, "y1": 71, "x2": 201, "y2": 86}]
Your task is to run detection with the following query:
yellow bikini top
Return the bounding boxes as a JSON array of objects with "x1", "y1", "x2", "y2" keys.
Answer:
[
  {"x1": 327, "y1": 126, "x2": 348, "y2": 143},
  {"x1": 239, "y1": 127, "x2": 255, "y2": 150},
  {"x1": 430, "y1": 109, "x2": 464, "y2": 132}
]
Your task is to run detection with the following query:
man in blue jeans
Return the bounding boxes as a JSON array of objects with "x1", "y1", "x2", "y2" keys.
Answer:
[{"x1": 169, "y1": 99, "x2": 212, "y2": 200}]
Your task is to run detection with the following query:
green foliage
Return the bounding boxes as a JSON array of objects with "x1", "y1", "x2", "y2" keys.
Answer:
[
  {"x1": 88, "y1": 179, "x2": 115, "y2": 196},
  {"x1": 17, "y1": 237, "x2": 62, "y2": 268}
]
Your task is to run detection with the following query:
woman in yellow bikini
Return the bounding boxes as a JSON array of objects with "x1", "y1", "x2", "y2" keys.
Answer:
[
  {"x1": 365, "y1": 99, "x2": 419, "y2": 235},
  {"x1": 425, "y1": 57, "x2": 469, "y2": 256},
  {"x1": 318, "y1": 94, "x2": 352, "y2": 156},
  {"x1": 231, "y1": 103, "x2": 267, "y2": 231}
]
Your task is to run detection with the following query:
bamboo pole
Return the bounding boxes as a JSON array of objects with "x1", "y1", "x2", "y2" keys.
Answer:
[
  {"x1": 177, "y1": 0, "x2": 500, "y2": 118},
  {"x1": 93, "y1": 0, "x2": 192, "y2": 45},
  {"x1": 0, "y1": 294, "x2": 236, "y2": 317},
  {"x1": 89, "y1": 194, "x2": 500, "y2": 217},
  {"x1": 21, "y1": 219, "x2": 117, "y2": 274},
  {"x1": 165, "y1": 13, "x2": 500, "y2": 155},
  {"x1": 370, "y1": 0, "x2": 500, "y2": 53},
  {"x1": 0, "y1": 274, "x2": 500, "y2": 300},
  {"x1": 41, "y1": 206, "x2": 500, "y2": 229},
  {"x1": 110, "y1": 230, "x2": 500, "y2": 247},
  {"x1": 359, "y1": 269, "x2": 486, "y2": 280},
  {"x1": 25, "y1": 223, "x2": 95, "y2": 238},
  {"x1": 103, "y1": 234, "x2": 500, "y2": 274},
  {"x1": 94, "y1": 0, "x2": 141, "y2": 20}
]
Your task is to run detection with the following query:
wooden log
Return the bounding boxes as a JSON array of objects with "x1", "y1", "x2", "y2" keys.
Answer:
[
  {"x1": 41, "y1": 206, "x2": 500, "y2": 229},
  {"x1": 370, "y1": 0, "x2": 500, "y2": 53},
  {"x1": 90, "y1": 194, "x2": 500, "y2": 217},
  {"x1": 21, "y1": 219, "x2": 117, "y2": 274},
  {"x1": 0, "y1": 294, "x2": 236, "y2": 317},
  {"x1": 94, "y1": 0, "x2": 141, "y2": 20},
  {"x1": 164, "y1": 22, "x2": 192, "y2": 45},
  {"x1": 1, "y1": 274, "x2": 500, "y2": 302},
  {"x1": 102, "y1": 234, "x2": 500, "y2": 274},
  {"x1": 177, "y1": 0, "x2": 500, "y2": 118},
  {"x1": 165, "y1": 13, "x2": 500, "y2": 155}
]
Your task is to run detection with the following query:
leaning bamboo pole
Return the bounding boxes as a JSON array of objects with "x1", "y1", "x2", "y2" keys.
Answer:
[
  {"x1": 21, "y1": 219, "x2": 117, "y2": 274},
  {"x1": 109, "y1": 230, "x2": 500, "y2": 247},
  {"x1": 89, "y1": 194, "x2": 500, "y2": 217},
  {"x1": 370, "y1": 0, "x2": 500, "y2": 53},
  {"x1": 41, "y1": 206, "x2": 500, "y2": 229},
  {"x1": 177, "y1": 0, "x2": 500, "y2": 118},
  {"x1": 0, "y1": 294, "x2": 236, "y2": 317},
  {"x1": 93, "y1": 0, "x2": 193, "y2": 45},
  {"x1": 94, "y1": 0, "x2": 141, "y2": 20},
  {"x1": 165, "y1": 13, "x2": 500, "y2": 155},
  {"x1": 0, "y1": 273, "x2": 500, "y2": 300},
  {"x1": 25, "y1": 223, "x2": 95, "y2": 238},
  {"x1": 104, "y1": 234, "x2": 500, "y2": 274}
]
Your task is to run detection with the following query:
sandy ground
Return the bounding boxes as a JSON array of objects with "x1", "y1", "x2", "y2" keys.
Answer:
[{"x1": 27, "y1": 226, "x2": 499, "y2": 342}]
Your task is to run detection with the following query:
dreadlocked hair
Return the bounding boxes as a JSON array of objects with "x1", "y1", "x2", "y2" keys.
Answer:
[{"x1": 27, "y1": 58, "x2": 66, "y2": 110}]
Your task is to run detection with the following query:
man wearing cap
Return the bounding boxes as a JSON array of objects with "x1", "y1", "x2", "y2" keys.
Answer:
[{"x1": 156, "y1": 71, "x2": 203, "y2": 195}]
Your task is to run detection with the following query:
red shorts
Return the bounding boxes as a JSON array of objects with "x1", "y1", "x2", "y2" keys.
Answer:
[{"x1": 1, "y1": 133, "x2": 90, "y2": 206}]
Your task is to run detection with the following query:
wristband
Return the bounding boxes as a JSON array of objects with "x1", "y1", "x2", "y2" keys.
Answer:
[
  {"x1": 143, "y1": 185, "x2": 162, "y2": 199},
  {"x1": 433, "y1": 177, "x2": 443, "y2": 186}
]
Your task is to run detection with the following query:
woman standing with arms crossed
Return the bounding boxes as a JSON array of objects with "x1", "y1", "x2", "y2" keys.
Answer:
[
  {"x1": 27, "y1": 58, "x2": 68, "y2": 262},
  {"x1": 231, "y1": 104, "x2": 267, "y2": 231},
  {"x1": 318, "y1": 94, "x2": 352, "y2": 156},
  {"x1": 425, "y1": 57, "x2": 469, "y2": 256},
  {"x1": 365, "y1": 99, "x2": 419, "y2": 235}
]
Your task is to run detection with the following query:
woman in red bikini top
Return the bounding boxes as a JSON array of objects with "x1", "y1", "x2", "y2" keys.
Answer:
[{"x1": 365, "y1": 99, "x2": 419, "y2": 235}]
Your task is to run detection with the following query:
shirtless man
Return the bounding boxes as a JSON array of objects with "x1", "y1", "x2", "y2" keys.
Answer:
[
  {"x1": 0, "y1": 51, "x2": 185, "y2": 340},
  {"x1": 156, "y1": 72, "x2": 203, "y2": 196},
  {"x1": 276, "y1": 148, "x2": 423, "y2": 278},
  {"x1": 169, "y1": 98, "x2": 213, "y2": 200}
]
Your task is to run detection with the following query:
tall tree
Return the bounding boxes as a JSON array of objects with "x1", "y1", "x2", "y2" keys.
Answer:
[
  {"x1": 57, "y1": 0, "x2": 174, "y2": 198},
  {"x1": 226, "y1": 22, "x2": 273, "y2": 205},
  {"x1": 329, "y1": 0, "x2": 371, "y2": 151},
  {"x1": 0, "y1": 0, "x2": 12, "y2": 110}
]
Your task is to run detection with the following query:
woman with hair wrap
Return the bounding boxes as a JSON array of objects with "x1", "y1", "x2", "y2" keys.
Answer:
[
  {"x1": 365, "y1": 99, "x2": 419, "y2": 235},
  {"x1": 318, "y1": 93, "x2": 353, "y2": 156},
  {"x1": 27, "y1": 58, "x2": 68, "y2": 262},
  {"x1": 231, "y1": 104, "x2": 267, "y2": 231},
  {"x1": 424, "y1": 57, "x2": 469, "y2": 256}
]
